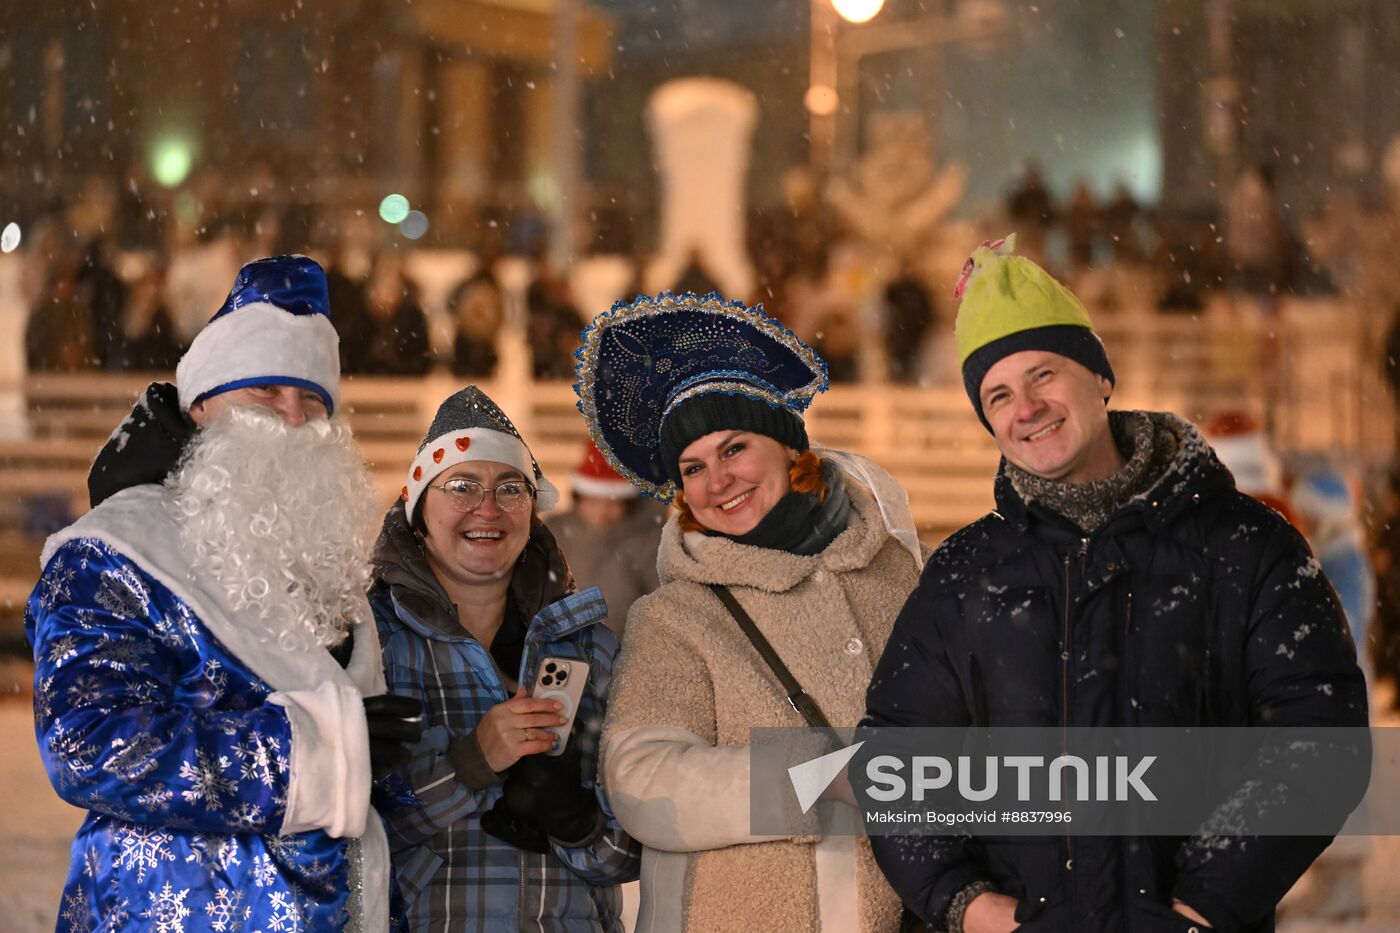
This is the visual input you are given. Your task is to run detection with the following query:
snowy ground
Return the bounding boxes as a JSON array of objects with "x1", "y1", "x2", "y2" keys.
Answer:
[
  {"x1": 0, "y1": 695, "x2": 84, "y2": 933},
  {"x1": 0, "y1": 683, "x2": 1390, "y2": 933}
]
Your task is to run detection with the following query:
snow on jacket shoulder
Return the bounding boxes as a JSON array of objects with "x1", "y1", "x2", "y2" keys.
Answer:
[{"x1": 864, "y1": 412, "x2": 1369, "y2": 933}]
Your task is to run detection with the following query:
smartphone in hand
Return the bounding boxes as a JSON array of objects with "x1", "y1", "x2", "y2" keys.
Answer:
[{"x1": 531, "y1": 657, "x2": 590, "y2": 757}]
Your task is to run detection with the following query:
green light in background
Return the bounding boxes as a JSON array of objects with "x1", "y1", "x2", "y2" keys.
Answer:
[
  {"x1": 379, "y1": 194, "x2": 410, "y2": 224},
  {"x1": 151, "y1": 135, "x2": 195, "y2": 188}
]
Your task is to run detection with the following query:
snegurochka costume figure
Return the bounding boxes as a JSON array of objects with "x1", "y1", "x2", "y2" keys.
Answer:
[{"x1": 26, "y1": 256, "x2": 422, "y2": 932}]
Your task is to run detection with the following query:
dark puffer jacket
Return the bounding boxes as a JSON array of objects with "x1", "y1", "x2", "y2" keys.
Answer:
[{"x1": 863, "y1": 413, "x2": 1368, "y2": 933}]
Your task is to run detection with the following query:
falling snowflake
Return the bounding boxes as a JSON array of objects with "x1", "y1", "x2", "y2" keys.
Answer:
[
  {"x1": 251, "y1": 853, "x2": 278, "y2": 888},
  {"x1": 235, "y1": 732, "x2": 284, "y2": 788},
  {"x1": 102, "y1": 733, "x2": 165, "y2": 784},
  {"x1": 116, "y1": 825, "x2": 175, "y2": 883},
  {"x1": 178, "y1": 749, "x2": 236, "y2": 810},
  {"x1": 47, "y1": 635, "x2": 79, "y2": 667},
  {"x1": 66, "y1": 675, "x2": 106, "y2": 707},
  {"x1": 92, "y1": 637, "x2": 156, "y2": 671},
  {"x1": 59, "y1": 887, "x2": 91, "y2": 932},
  {"x1": 141, "y1": 882, "x2": 192, "y2": 933},
  {"x1": 95, "y1": 565, "x2": 151, "y2": 619},
  {"x1": 203, "y1": 888, "x2": 248, "y2": 932},
  {"x1": 265, "y1": 890, "x2": 303, "y2": 933},
  {"x1": 38, "y1": 558, "x2": 76, "y2": 611},
  {"x1": 229, "y1": 802, "x2": 264, "y2": 831},
  {"x1": 186, "y1": 834, "x2": 241, "y2": 871},
  {"x1": 137, "y1": 783, "x2": 175, "y2": 812}
]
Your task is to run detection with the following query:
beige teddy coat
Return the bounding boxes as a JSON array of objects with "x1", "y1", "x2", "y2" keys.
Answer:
[{"x1": 600, "y1": 475, "x2": 923, "y2": 932}]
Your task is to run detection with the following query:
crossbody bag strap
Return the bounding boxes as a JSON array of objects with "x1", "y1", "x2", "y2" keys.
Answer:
[{"x1": 708, "y1": 583, "x2": 842, "y2": 744}]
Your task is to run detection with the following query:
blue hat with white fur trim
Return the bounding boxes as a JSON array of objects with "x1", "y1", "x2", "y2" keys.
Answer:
[{"x1": 176, "y1": 255, "x2": 341, "y2": 415}]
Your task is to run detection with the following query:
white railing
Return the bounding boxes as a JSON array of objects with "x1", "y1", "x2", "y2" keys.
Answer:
[{"x1": 7, "y1": 294, "x2": 1389, "y2": 539}]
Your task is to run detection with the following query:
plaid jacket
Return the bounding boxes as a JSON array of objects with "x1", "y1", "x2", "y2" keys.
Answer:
[{"x1": 371, "y1": 511, "x2": 640, "y2": 932}]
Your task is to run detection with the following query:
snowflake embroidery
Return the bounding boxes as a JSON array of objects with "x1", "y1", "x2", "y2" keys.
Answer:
[
  {"x1": 229, "y1": 802, "x2": 264, "y2": 831},
  {"x1": 186, "y1": 833, "x2": 241, "y2": 871},
  {"x1": 74, "y1": 539, "x2": 112, "y2": 569},
  {"x1": 198, "y1": 659, "x2": 230, "y2": 700},
  {"x1": 101, "y1": 732, "x2": 165, "y2": 783},
  {"x1": 47, "y1": 635, "x2": 79, "y2": 667},
  {"x1": 263, "y1": 833, "x2": 307, "y2": 862},
  {"x1": 141, "y1": 882, "x2": 192, "y2": 933},
  {"x1": 178, "y1": 749, "x2": 236, "y2": 810},
  {"x1": 74, "y1": 608, "x2": 100, "y2": 630},
  {"x1": 81, "y1": 846, "x2": 102, "y2": 879},
  {"x1": 92, "y1": 637, "x2": 155, "y2": 671},
  {"x1": 203, "y1": 888, "x2": 249, "y2": 932},
  {"x1": 34, "y1": 675, "x2": 56, "y2": 724},
  {"x1": 251, "y1": 853, "x2": 278, "y2": 888},
  {"x1": 66, "y1": 675, "x2": 105, "y2": 707},
  {"x1": 234, "y1": 732, "x2": 284, "y2": 788},
  {"x1": 49, "y1": 722, "x2": 99, "y2": 788},
  {"x1": 173, "y1": 603, "x2": 202, "y2": 641},
  {"x1": 137, "y1": 783, "x2": 175, "y2": 812},
  {"x1": 59, "y1": 887, "x2": 92, "y2": 932},
  {"x1": 95, "y1": 565, "x2": 151, "y2": 619},
  {"x1": 265, "y1": 890, "x2": 303, "y2": 933},
  {"x1": 115, "y1": 825, "x2": 175, "y2": 883},
  {"x1": 152, "y1": 614, "x2": 187, "y2": 650},
  {"x1": 38, "y1": 558, "x2": 76, "y2": 611}
]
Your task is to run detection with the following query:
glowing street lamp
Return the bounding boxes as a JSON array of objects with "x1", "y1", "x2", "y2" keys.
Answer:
[
  {"x1": 150, "y1": 134, "x2": 196, "y2": 188},
  {"x1": 832, "y1": 0, "x2": 884, "y2": 24}
]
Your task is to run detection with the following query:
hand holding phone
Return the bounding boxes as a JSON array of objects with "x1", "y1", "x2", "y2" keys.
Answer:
[{"x1": 531, "y1": 657, "x2": 590, "y2": 757}]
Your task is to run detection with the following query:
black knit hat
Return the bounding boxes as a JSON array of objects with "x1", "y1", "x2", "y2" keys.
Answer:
[{"x1": 657, "y1": 393, "x2": 809, "y2": 486}]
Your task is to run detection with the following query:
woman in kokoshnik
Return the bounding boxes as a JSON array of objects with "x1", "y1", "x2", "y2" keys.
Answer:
[{"x1": 574, "y1": 292, "x2": 927, "y2": 932}]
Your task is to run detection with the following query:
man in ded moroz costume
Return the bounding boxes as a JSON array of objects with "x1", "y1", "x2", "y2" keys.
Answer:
[{"x1": 26, "y1": 255, "x2": 422, "y2": 932}]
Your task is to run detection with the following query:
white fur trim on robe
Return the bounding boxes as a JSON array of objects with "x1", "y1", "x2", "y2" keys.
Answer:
[{"x1": 42, "y1": 483, "x2": 390, "y2": 931}]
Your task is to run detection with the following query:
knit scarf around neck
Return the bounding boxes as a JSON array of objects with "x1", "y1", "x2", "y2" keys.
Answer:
[
  {"x1": 1006, "y1": 410, "x2": 1181, "y2": 533},
  {"x1": 708, "y1": 459, "x2": 852, "y2": 555}
]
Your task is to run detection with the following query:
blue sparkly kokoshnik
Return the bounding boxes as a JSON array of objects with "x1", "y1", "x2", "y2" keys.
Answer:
[{"x1": 574, "y1": 291, "x2": 828, "y2": 501}]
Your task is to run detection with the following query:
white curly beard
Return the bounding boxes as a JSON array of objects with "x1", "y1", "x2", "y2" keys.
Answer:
[{"x1": 165, "y1": 405, "x2": 378, "y2": 652}]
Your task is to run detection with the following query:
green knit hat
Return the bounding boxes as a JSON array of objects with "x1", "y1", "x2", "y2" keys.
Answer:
[{"x1": 953, "y1": 234, "x2": 1114, "y2": 431}]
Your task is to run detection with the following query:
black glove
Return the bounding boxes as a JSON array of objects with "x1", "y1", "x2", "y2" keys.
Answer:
[
  {"x1": 364, "y1": 694, "x2": 425, "y2": 781},
  {"x1": 500, "y1": 741, "x2": 602, "y2": 846},
  {"x1": 480, "y1": 796, "x2": 551, "y2": 854}
]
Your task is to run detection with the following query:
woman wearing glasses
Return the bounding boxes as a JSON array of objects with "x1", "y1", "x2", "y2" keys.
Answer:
[{"x1": 369, "y1": 385, "x2": 639, "y2": 932}]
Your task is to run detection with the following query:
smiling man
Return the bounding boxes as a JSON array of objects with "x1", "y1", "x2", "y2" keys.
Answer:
[
  {"x1": 26, "y1": 255, "x2": 420, "y2": 932},
  {"x1": 862, "y1": 237, "x2": 1368, "y2": 933}
]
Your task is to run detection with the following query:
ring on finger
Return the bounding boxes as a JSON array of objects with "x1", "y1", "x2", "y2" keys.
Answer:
[{"x1": 521, "y1": 727, "x2": 532, "y2": 743}]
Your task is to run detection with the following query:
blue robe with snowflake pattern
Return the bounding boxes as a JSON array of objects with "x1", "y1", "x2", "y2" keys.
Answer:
[{"x1": 26, "y1": 484, "x2": 393, "y2": 932}]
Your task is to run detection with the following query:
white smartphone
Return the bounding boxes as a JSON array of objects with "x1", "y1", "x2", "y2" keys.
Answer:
[{"x1": 531, "y1": 656, "x2": 590, "y2": 756}]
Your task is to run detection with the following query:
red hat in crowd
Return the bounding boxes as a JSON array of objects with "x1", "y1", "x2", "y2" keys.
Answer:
[
  {"x1": 1205, "y1": 410, "x2": 1299, "y2": 527},
  {"x1": 572, "y1": 440, "x2": 640, "y2": 500}
]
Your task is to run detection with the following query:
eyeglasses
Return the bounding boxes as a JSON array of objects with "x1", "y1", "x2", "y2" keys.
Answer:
[{"x1": 427, "y1": 477, "x2": 535, "y2": 513}]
